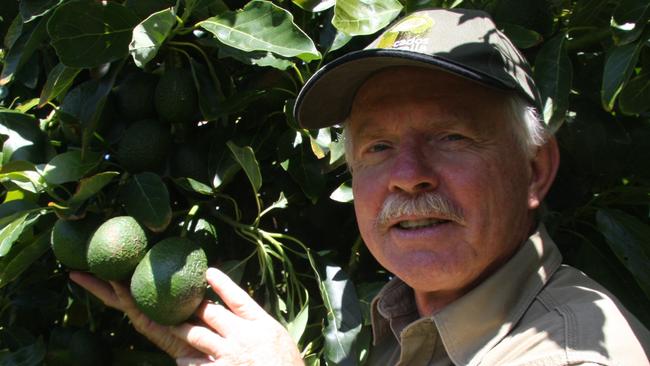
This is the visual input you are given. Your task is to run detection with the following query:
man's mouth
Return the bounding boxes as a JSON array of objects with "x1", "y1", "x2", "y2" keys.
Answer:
[{"x1": 396, "y1": 218, "x2": 449, "y2": 230}]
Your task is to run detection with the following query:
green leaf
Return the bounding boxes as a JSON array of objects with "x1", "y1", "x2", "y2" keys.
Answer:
[
  {"x1": 197, "y1": 0, "x2": 320, "y2": 62},
  {"x1": 601, "y1": 41, "x2": 643, "y2": 111},
  {"x1": 499, "y1": 23, "x2": 542, "y2": 49},
  {"x1": 356, "y1": 281, "x2": 384, "y2": 325},
  {"x1": 0, "y1": 210, "x2": 42, "y2": 257},
  {"x1": 0, "y1": 16, "x2": 48, "y2": 86},
  {"x1": 226, "y1": 141, "x2": 262, "y2": 193},
  {"x1": 173, "y1": 177, "x2": 214, "y2": 196},
  {"x1": 534, "y1": 33, "x2": 572, "y2": 130},
  {"x1": 0, "y1": 336, "x2": 46, "y2": 364},
  {"x1": 310, "y1": 129, "x2": 332, "y2": 159},
  {"x1": 612, "y1": 0, "x2": 650, "y2": 45},
  {"x1": 619, "y1": 72, "x2": 650, "y2": 115},
  {"x1": 330, "y1": 181, "x2": 353, "y2": 203},
  {"x1": 287, "y1": 300, "x2": 310, "y2": 344},
  {"x1": 0, "y1": 170, "x2": 45, "y2": 194},
  {"x1": 332, "y1": 0, "x2": 403, "y2": 36},
  {"x1": 67, "y1": 171, "x2": 119, "y2": 206},
  {"x1": 188, "y1": 57, "x2": 225, "y2": 121},
  {"x1": 42, "y1": 150, "x2": 101, "y2": 185},
  {"x1": 47, "y1": 0, "x2": 138, "y2": 67},
  {"x1": 19, "y1": 0, "x2": 61, "y2": 23},
  {"x1": 183, "y1": 0, "x2": 229, "y2": 20},
  {"x1": 267, "y1": 192, "x2": 288, "y2": 212},
  {"x1": 320, "y1": 264, "x2": 363, "y2": 365},
  {"x1": 0, "y1": 110, "x2": 47, "y2": 164},
  {"x1": 288, "y1": 144, "x2": 325, "y2": 203},
  {"x1": 121, "y1": 172, "x2": 172, "y2": 232},
  {"x1": 125, "y1": 0, "x2": 175, "y2": 20},
  {"x1": 568, "y1": 0, "x2": 610, "y2": 27},
  {"x1": 81, "y1": 65, "x2": 122, "y2": 157},
  {"x1": 0, "y1": 229, "x2": 50, "y2": 289},
  {"x1": 0, "y1": 200, "x2": 38, "y2": 220},
  {"x1": 219, "y1": 259, "x2": 246, "y2": 285},
  {"x1": 596, "y1": 209, "x2": 650, "y2": 299},
  {"x1": 57, "y1": 73, "x2": 120, "y2": 155},
  {"x1": 4, "y1": 14, "x2": 23, "y2": 50},
  {"x1": 329, "y1": 137, "x2": 346, "y2": 165},
  {"x1": 129, "y1": 7, "x2": 176, "y2": 68},
  {"x1": 217, "y1": 45, "x2": 295, "y2": 70},
  {"x1": 292, "y1": 0, "x2": 335, "y2": 12},
  {"x1": 331, "y1": 32, "x2": 353, "y2": 52},
  {"x1": 210, "y1": 148, "x2": 240, "y2": 190},
  {"x1": 38, "y1": 63, "x2": 81, "y2": 108}
]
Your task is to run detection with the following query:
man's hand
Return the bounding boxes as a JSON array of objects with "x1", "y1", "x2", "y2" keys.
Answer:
[
  {"x1": 69, "y1": 268, "x2": 304, "y2": 366},
  {"x1": 172, "y1": 268, "x2": 304, "y2": 366},
  {"x1": 69, "y1": 271, "x2": 202, "y2": 359}
]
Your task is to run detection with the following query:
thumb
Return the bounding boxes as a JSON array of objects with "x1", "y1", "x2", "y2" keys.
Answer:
[{"x1": 205, "y1": 268, "x2": 265, "y2": 320}]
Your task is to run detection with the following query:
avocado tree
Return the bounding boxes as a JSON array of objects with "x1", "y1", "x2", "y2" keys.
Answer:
[{"x1": 0, "y1": 0, "x2": 648, "y2": 365}]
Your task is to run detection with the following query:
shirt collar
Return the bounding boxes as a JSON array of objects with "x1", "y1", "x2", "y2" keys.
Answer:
[{"x1": 371, "y1": 225, "x2": 563, "y2": 365}]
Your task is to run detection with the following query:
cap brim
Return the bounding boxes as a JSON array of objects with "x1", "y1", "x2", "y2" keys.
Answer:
[{"x1": 294, "y1": 48, "x2": 515, "y2": 129}]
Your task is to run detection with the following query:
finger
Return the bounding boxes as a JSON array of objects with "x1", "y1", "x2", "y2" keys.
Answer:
[
  {"x1": 108, "y1": 280, "x2": 140, "y2": 309},
  {"x1": 69, "y1": 271, "x2": 121, "y2": 309},
  {"x1": 195, "y1": 301, "x2": 242, "y2": 337},
  {"x1": 176, "y1": 357, "x2": 215, "y2": 366},
  {"x1": 171, "y1": 323, "x2": 227, "y2": 358},
  {"x1": 206, "y1": 268, "x2": 264, "y2": 320}
]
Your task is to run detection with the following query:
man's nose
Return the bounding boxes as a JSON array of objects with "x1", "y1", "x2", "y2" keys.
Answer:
[{"x1": 388, "y1": 143, "x2": 438, "y2": 194}]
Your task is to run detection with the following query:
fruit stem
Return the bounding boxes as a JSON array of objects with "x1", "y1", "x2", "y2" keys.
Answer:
[{"x1": 291, "y1": 64, "x2": 305, "y2": 85}]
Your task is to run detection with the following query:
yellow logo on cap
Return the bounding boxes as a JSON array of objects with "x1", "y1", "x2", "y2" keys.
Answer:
[{"x1": 377, "y1": 14, "x2": 434, "y2": 51}]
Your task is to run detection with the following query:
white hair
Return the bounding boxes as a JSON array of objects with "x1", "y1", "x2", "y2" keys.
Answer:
[{"x1": 342, "y1": 93, "x2": 549, "y2": 168}]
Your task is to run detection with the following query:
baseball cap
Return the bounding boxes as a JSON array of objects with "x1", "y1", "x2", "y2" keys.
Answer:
[{"x1": 294, "y1": 8, "x2": 542, "y2": 129}]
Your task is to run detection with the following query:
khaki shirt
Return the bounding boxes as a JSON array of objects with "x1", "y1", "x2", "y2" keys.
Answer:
[{"x1": 368, "y1": 226, "x2": 650, "y2": 365}]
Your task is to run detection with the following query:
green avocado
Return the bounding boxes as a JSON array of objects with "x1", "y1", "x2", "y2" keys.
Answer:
[
  {"x1": 154, "y1": 68, "x2": 198, "y2": 124},
  {"x1": 115, "y1": 72, "x2": 158, "y2": 121},
  {"x1": 116, "y1": 119, "x2": 171, "y2": 173},
  {"x1": 69, "y1": 329, "x2": 111, "y2": 366},
  {"x1": 51, "y1": 216, "x2": 101, "y2": 270},
  {"x1": 130, "y1": 237, "x2": 207, "y2": 325},
  {"x1": 87, "y1": 216, "x2": 148, "y2": 281}
]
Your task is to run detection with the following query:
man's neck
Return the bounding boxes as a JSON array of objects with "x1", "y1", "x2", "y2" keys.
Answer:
[
  {"x1": 413, "y1": 225, "x2": 536, "y2": 317},
  {"x1": 414, "y1": 289, "x2": 466, "y2": 316}
]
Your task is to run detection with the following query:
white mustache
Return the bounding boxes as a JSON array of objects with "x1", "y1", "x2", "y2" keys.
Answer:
[{"x1": 376, "y1": 192, "x2": 465, "y2": 228}]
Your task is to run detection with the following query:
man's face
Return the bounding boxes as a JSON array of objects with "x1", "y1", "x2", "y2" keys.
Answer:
[{"x1": 348, "y1": 67, "x2": 539, "y2": 297}]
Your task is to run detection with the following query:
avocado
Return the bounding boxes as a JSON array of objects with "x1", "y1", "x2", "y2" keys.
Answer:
[
  {"x1": 177, "y1": 218, "x2": 219, "y2": 262},
  {"x1": 130, "y1": 237, "x2": 207, "y2": 325},
  {"x1": 51, "y1": 216, "x2": 101, "y2": 270},
  {"x1": 87, "y1": 216, "x2": 148, "y2": 281},
  {"x1": 154, "y1": 68, "x2": 198, "y2": 124},
  {"x1": 116, "y1": 119, "x2": 171, "y2": 173},
  {"x1": 169, "y1": 143, "x2": 210, "y2": 184},
  {"x1": 69, "y1": 329, "x2": 111, "y2": 366},
  {"x1": 115, "y1": 72, "x2": 158, "y2": 121}
]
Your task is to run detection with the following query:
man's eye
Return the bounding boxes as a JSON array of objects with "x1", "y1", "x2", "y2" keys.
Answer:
[
  {"x1": 367, "y1": 143, "x2": 390, "y2": 153},
  {"x1": 442, "y1": 134, "x2": 466, "y2": 142}
]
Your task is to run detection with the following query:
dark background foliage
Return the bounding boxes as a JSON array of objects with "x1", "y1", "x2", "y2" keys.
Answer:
[{"x1": 0, "y1": 0, "x2": 648, "y2": 365}]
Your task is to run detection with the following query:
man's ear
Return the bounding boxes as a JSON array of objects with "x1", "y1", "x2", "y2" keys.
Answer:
[{"x1": 528, "y1": 136, "x2": 560, "y2": 209}]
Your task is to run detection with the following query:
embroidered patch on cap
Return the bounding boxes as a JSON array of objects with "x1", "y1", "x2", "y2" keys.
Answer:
[{"x1": 377, "y1": 14, "x2": 434, "y2": 53}]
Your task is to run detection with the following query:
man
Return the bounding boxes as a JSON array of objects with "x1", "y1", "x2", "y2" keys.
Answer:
[{"x1": 72, "y1": 8, "x2": 650, "y2": 366}]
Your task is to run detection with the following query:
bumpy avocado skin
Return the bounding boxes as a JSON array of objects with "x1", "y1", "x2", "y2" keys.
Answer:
[
  {"x1": 130, "y1": 237, "x2": 207, "y2": 325},
  {"x1": 51, "y1": 216, "x2": 101, "y2": 270},
  {"x1": 116, "y1": 119, "x2": 171, "y2": 173},
  {"x1": 87, "y1": 216, "x2": 148, "y2": 281}
]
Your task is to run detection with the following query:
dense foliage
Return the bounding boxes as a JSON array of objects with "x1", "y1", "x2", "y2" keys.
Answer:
[{"x1": 0, "y1": 0, "x2": 648, "y2": 365}]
